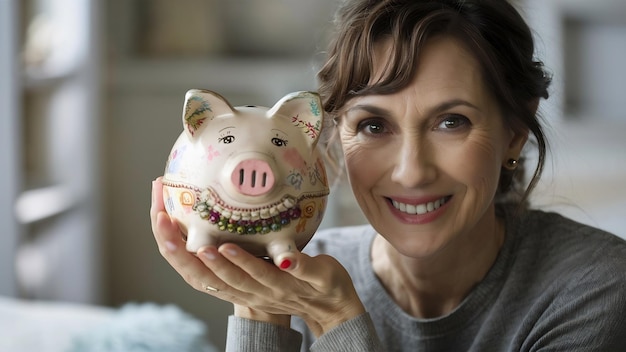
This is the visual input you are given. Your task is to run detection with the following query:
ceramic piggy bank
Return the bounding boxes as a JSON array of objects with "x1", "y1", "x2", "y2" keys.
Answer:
[{"x1": 162, "y1": 89, "x2": 329, "y2": 266}]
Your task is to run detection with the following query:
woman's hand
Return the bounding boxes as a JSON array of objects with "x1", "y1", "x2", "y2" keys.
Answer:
[{"x1": 150, "y1": 178, "x2": 366, "y2": 336}]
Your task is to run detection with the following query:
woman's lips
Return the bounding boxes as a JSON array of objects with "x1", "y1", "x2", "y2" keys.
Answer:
[
  {"x1": 390, "y1": 195, "x2": 451, "y2": 215},
  {"x1": 386, "y1": 195, "x2": 453, "y2": 224}
]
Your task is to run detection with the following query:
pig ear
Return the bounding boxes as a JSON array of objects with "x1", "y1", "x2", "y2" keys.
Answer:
[
  {"x1": 268, "y1": 91, "x2": 324, "y2": 148},
  {"x1": 182, "y1": 89, "x2": 235, "y2": 139}
]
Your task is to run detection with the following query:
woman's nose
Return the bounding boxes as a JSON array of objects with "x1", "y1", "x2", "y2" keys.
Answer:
[{"x1": 390, "y1": 137, "x2": 437, "y2": 188}]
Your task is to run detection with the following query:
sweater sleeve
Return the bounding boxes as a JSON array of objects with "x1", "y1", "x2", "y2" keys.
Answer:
[
  {"x1": 310, "y1": 313, "x2": 385, "y2": 352},
  {"x1": 225, "y1": 316, "x2": 303, "y2": 352}
]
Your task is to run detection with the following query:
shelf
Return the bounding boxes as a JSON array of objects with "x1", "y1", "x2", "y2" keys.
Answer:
[
  {"x1": 22, "y1": 65, "x2": 80, "y2": 90},
  {"x1": 15, "y1": 185, "x2": 80, "y2": 224}
]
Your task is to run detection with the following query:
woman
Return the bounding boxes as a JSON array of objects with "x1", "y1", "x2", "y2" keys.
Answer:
[{"x1": 150, "y1": 0, "x2": 626, "y2": 350}]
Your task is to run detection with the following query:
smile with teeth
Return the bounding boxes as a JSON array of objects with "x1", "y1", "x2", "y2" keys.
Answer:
[{"x1": 391, "y1": 196, "x2": 450, "y2": 215}]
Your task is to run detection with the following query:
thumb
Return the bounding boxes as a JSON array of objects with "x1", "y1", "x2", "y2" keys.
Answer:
[
  {"x1": 279, "y1": 251, "x2": 347, "y2": 289},
  {"x1": 268, "y1": 242, "x2": 349, "y2": 288}
]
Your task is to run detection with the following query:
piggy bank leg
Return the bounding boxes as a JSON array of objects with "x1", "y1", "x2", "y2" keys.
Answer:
[
  {"x1": 184, "y1": 226, "x2": 216, "y2": 253},
  {"x1": 267, "y1": 240, "x2": 297, "y2": 269}
]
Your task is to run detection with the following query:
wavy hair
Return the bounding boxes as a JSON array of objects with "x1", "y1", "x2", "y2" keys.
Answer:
[{"x1": 317, "y1": 0, "x2": 552, "y2": 206}]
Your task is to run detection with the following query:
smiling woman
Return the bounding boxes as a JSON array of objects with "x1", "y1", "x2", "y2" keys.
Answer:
[
  {"x1": 149, "y1": 0, "x2": 626, "y2": 351},
  {"x1": 336, "y1": 36, "x2": 526, "y2": 259}
]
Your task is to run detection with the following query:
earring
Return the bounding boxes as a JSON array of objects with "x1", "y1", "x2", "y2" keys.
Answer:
[{"x1": 505, "y1": 158, "x2": 518, "y2": 170}]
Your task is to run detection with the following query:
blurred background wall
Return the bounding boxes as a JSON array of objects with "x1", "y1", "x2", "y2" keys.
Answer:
[{"x1": 1, "y1": 0, "x2": 625, "y2": 350}]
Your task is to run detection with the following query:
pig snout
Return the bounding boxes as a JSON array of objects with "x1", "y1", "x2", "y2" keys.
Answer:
[{"x1": 231, "y1": 159, "x2": 275, "y2": 196}]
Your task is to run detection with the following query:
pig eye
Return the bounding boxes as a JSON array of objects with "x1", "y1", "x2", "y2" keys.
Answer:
[
  {"x1": 271, "y1": 137, "x2": 288, "y2": 147},
  {"x1": 219, "y1": 135, "x2": 235, "y2": 144}
]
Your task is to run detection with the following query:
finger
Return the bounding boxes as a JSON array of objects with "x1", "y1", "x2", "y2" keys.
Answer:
[
  {"x1": 152, "y1": 209, "x2": 224, "y2": 294},
  {"x1": 151, "y1": 177, "x2": 164, "y2": 210},
  {"x1": 150, "y1": 177, "x2": 165, "y2": 232},
  {"x1": 150, "y1": 178, "x2": 188, "y2": 259},
  {"x1": 199, "y1": 243, "x2": 277, "y2": 293},
  {"x1": 153, "y1": 209, "x2": 184, "y2": 251},
  {"x1": 197, "y1": 245, "x2": 274, "y2": 304},
  {"x1": 158, "y1": 239, "x2": 225, "y2": 294},
  {"x1": 281, "y1": 253, "x2": 346, "y2": 289},
  {"x1": 218, "y1": 243, "x2": 308, "y2": 298}
]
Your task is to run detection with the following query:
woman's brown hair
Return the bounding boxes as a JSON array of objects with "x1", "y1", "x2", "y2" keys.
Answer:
[{"x1": 318, "y1": 0, "x2": 552, "y2": 205}]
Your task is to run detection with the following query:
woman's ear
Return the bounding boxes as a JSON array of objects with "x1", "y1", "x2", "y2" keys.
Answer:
[
  {"x1": 506, "y1": 127, "x2": 529, "y2": 161},
  {"x1": 504, "y1": 98, "x2": 538, "y2": 161}
]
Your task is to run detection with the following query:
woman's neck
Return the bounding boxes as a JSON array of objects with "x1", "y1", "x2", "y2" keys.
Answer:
[{"x1": 371, "y1": 212, "x2": 505, "y2": 319}]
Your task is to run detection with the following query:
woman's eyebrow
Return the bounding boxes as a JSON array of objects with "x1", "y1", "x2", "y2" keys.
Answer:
[
  {"x1": 433, "y1": 99, "x2": 481, "y2": 113},
  {"x1": 345, "y1": 99, "x2": 480, "y2": 116},
  {"x1": 344, "y1": 105, "x2": 391, "y2": 116}
]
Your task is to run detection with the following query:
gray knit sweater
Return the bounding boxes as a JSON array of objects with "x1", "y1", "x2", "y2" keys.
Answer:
[{"x1": 226, "y1": 206, "x2": 626, "y2": 351}]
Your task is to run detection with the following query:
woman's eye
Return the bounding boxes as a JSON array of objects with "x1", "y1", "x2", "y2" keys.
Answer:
[
  {"x1": 436, "y1": 115, "x2": 469, "y2": 130},
  {"x1": 219, "y1": 135, "x2": 235, "y2": 144},
  {"x1": 271, "y1": 137, "x2": 288, "y2": 147},
  {"x1": 357, "y1": 119, "x2": 386, "y2": 135}
]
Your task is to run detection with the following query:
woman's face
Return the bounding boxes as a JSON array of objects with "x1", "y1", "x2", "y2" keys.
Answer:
[{"x1": 338, "y1": 36, "x2": 527, "y2": 258}]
